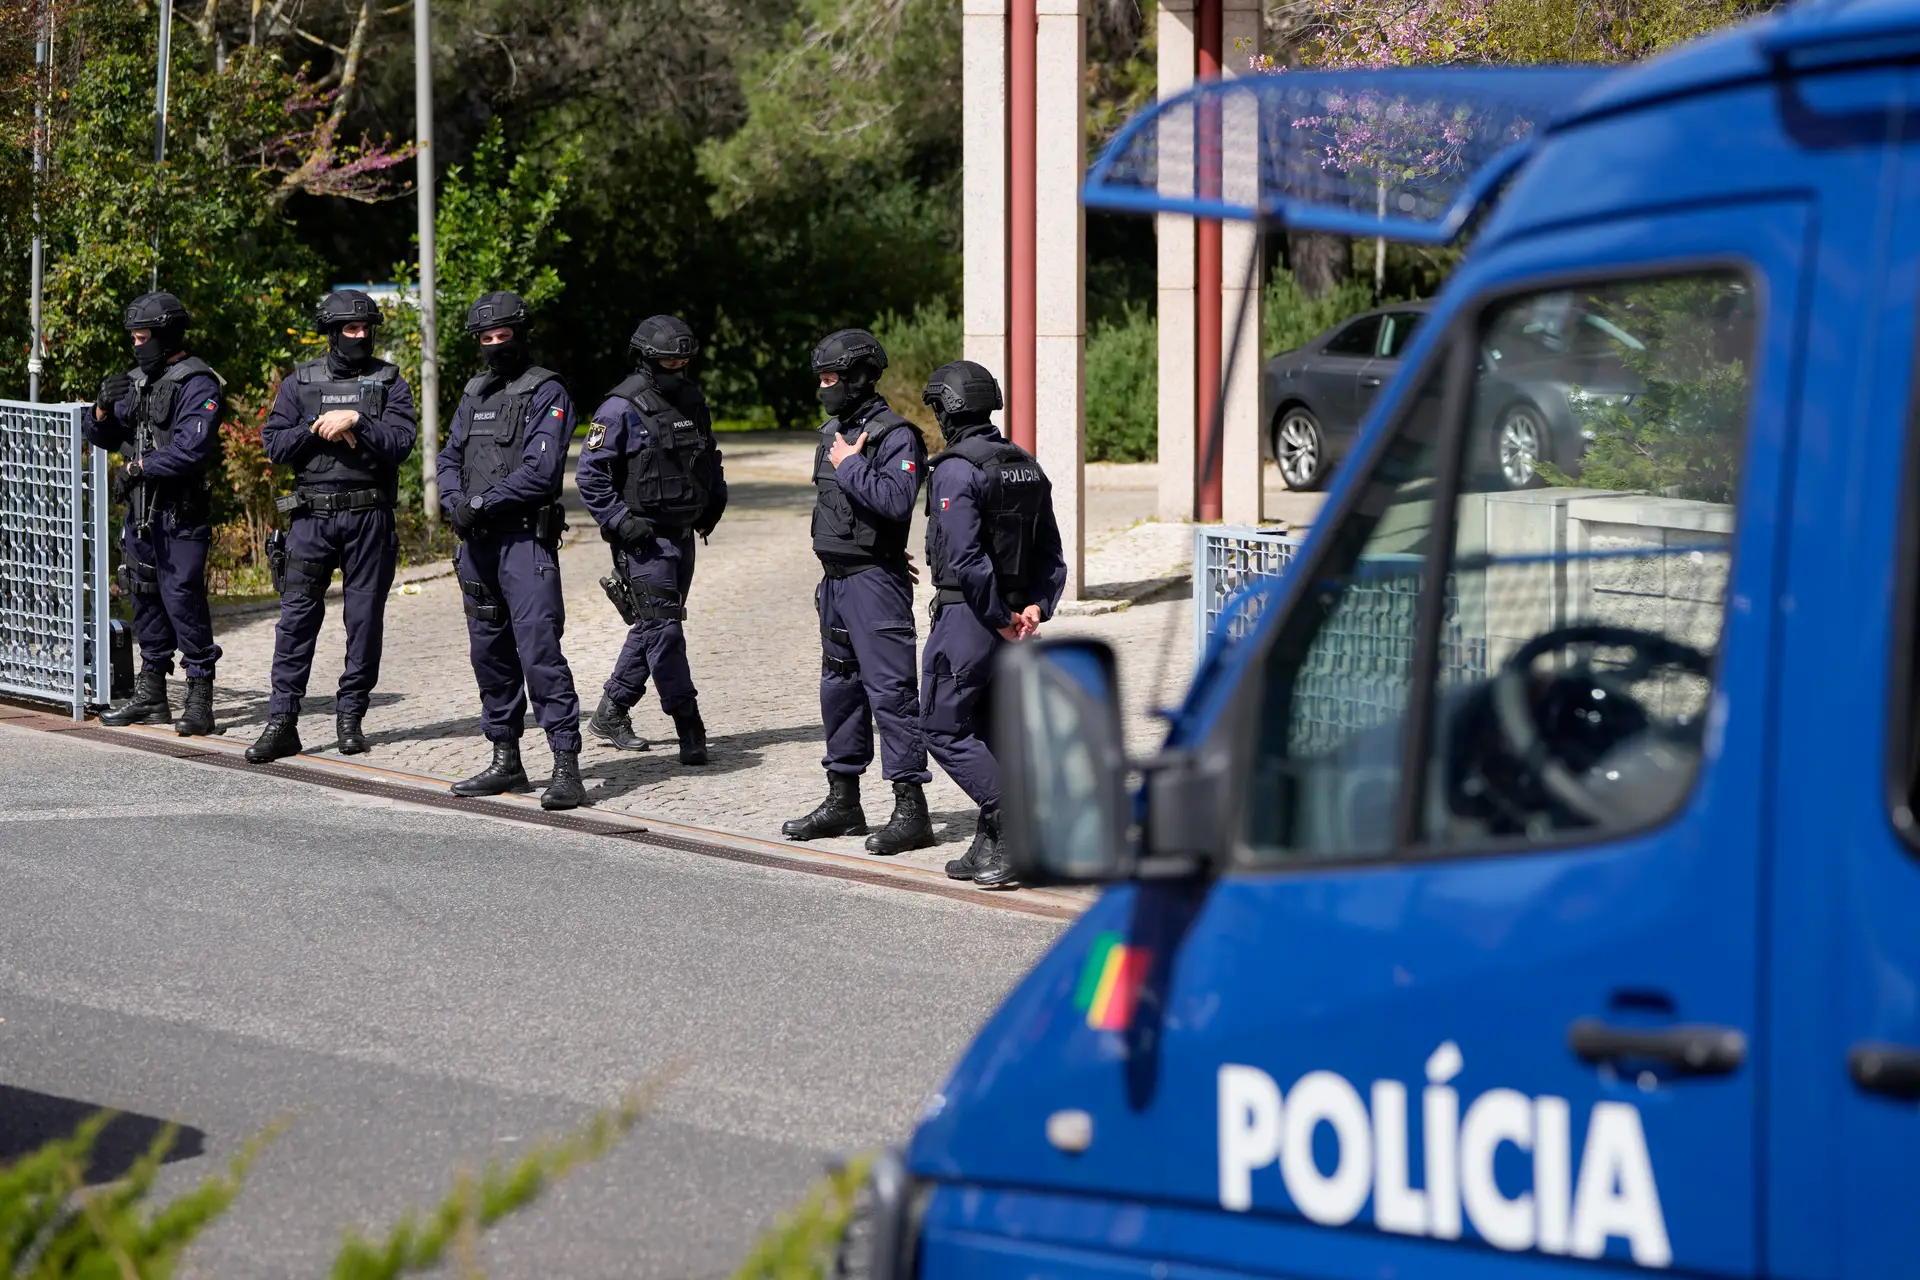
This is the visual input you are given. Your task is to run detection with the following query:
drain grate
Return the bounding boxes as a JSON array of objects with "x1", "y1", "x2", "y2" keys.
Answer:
[{"x1": 29, "y1": 715, "x2": 1079, "y2": 922}]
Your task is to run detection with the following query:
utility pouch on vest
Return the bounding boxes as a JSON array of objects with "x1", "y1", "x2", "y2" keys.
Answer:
[
  {"x1": 265, "y1": 530, "x2": 289, "y2": 594},
  {"x1": 460, "y1": 574, "x2": 506, "y2": 623},
  {"x1": 275, "y1": 492, "x2": 309, "y2": 517}
]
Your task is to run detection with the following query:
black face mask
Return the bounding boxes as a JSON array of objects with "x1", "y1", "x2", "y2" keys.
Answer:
[
  {"x1": 935, "y1": 409, "x2": 995, "y2": 444},
  {"x1": 330, "y1": 332, "x2": 375, "y2": 368},
  {"x1": 479, "y1": 334, "x2": 529, "y2": 376},
  {"x1": 820, "y1": 377, "x2": 866, "y2": 420},
  {"x1": 648, "y1": 362, "x2": 686, "y2": 395},
  {"x1": 133, "y1": 337, "x2": 170, "y2": 378}
]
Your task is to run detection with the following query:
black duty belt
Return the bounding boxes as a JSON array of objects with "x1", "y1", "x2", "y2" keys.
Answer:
[
  {"x1": 278, "y1": 487, "x2": 391, "y2": 515},
  {"x1": 821, "y1": 556, "x2": 908, "y2": 581}
]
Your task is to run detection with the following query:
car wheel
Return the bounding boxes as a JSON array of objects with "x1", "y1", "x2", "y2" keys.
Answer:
[
  {"x1": 1273, "y1": 407, "x2": 1327, "y2": 491},
  {"x1": 1495, "y1": 404, "x2": 1546, "y2": 489}
]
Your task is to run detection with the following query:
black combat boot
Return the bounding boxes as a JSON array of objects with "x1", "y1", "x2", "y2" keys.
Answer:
[
  {"x1": 451, "y1": 740, "x2": 529, "y2": 797},
  {"x1": 101, "y1": 670, "x2": 170, "y2": 726},
  {"x1": 542, "y1": 749, "x2": 588, "y2": 811},
  {"x1": 587, "y1": 695, "x2": 649, "y2": 752},
  {"x1": 782, "y1": 773, "x2": 866, "y2": 840},
  {"x1": 865, "y1": 781, "x2": 936, "y2": 856},
  {"x1": 673, "y1": 702, "x2": 709, "y2": 766},
  {"x1": 175, "y1": 676, "x2": 215, "y2": 737},
  {"x1": 945, "y1": 806, "x2": 996, "y2": 880},
  {"x1": 336, "y1": 712, "x2": 369, "y2": 756},
  {"x1": 972, "y1": 809, "x2": 1019, "y2": 889},
  {"x1": 245, "y1": 714, "x2": 302, "y2": 763}
]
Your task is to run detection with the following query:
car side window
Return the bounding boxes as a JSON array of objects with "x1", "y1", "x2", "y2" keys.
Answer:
[
  {"x1": 1380, "y1": 312, "x2": 1425, "y2": 358},
  {"x1": 1242, "y1": 271, "x2": 1756, "y2": 867},
  {"x1": 1324, "y1": 316, "x2": 1382, "y2": 357}
]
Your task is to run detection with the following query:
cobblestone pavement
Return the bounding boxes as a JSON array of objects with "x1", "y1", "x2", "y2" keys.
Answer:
[{"x1": 197, "y1": 434, "x2": 1200, "y2": 879}]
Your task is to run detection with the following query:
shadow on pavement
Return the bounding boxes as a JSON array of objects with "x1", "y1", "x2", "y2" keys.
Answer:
[{"x1": 0, "y1": 1083, "x2": 206, "y2": 1185}]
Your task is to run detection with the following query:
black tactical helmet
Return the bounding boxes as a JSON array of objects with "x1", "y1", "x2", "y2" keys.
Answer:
[
  {"x1": 923, "y1": 360, "x2": 1003, "y2": 416},
  {"x1": 465, "y1": 290, "x2": 530, "y2": 334},
  {"x1": 630, "y1": 315, "x2": 698, "y2": 361},
  {"x1": 123, "y1": 292, "x2": 190, "y2": 332},
  {"x1": 316, "y1": 288, "x2": 383, "y2": 332},
  {"x1": 810, "y1": 329, "x2": 888, "y2": 376}
]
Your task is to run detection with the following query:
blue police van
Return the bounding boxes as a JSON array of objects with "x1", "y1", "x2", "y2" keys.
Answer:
[{"x1": 843, "y1": 1, "x2": 1920, "y2": 1276}]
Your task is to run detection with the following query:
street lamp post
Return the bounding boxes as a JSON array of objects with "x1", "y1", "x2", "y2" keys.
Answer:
[{"x1": 415, "y1": 0, "x2": 439, "y2": 524}]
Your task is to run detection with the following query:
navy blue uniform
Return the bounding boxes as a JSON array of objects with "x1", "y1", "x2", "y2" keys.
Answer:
[
  {"x1": 921, "y1": 431, "x2": 1067, "y2": 808},
  {"x1": 435, "y1": 373, "x2": 583, "y2": 753},
  {"x1": 85, "y1": 359, "x2": 224, "y2": 680},
  {"x1": 813, "y1": 398, "x2": 932, "y2": 785},
  {"x1": 260, "y1": 363, "x2": 419, "y2": 719},
  {"x1": 576, "y1": 378, "x2": 728, "y2": 715}
]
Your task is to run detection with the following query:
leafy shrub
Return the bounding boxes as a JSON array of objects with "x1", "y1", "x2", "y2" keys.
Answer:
[
  {"x1": 872, "y1": 302, "x2": 964, "y2": 445},
  {"x1": 1085, "y1": 305, "x2": 1158, "y2": 462},
  {"x1": 1264, "y1": 269, "x2": 1395, "y2": 357},
  {"x1": 0, "y1": 1093, "x2": 649, "y2": 1278}
]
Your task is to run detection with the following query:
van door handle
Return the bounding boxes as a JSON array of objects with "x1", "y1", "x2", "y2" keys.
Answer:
[
  {"x1": 1849, "y1": 1043, "x2": 1920, "y2": 1099},
  {"x1": 1360, "y1": 377, "x2": 1383, "y2": 388},
  {"x1": 1568, "y1": 1018, "x2": 1747, "y2": 1075}
]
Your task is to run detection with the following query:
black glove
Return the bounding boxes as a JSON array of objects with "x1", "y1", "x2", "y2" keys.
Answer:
[
  {"x1": 616, "y1": 514, "x2": 655, "y2": 548},
  {"x1": 449, "y1": 499, "x2": 479, "y2": 537},
  {"x1": 97, "y1": 373, "x2": 131, "y2": 412}
]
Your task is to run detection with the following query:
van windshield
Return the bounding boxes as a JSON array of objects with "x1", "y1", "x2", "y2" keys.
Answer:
[{"x1": 1244, "y1": 271, "x2": 1756, "y2": 863}]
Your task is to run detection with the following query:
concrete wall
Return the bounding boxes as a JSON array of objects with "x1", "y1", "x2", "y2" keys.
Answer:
[{"x1": 1470, "y1": 489, "x2": 1733, "y2": 719}]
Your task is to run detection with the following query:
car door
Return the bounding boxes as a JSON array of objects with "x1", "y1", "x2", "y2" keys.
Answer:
[
  {"x1": 1145, "y1": 199, "x2": 1808, "y2": 1278},
  {"x1": 1304, "y1": 314, "x2": 1383, "y2": 439},
  {"x1": 1356, "y1": 309, "x2": 1425, "y2": 416},
  {"x1": 1763, "y1": 89, "x2": 1920, "y2": 1280}
]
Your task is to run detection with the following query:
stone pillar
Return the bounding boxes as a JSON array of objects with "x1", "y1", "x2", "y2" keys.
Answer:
[
  {"x1": 1220, "y1": 0, "x2": 1265, "y2": 524},
  {"x1": 962, "y1": 0, "x2": 1008, "y2": 388},
  {"x1": 1156, "y1": 0, "x2": 1197, "y2": 523},
  {"x1": 1035, "y1": 0, "x2": 1086, "y2": 600}
]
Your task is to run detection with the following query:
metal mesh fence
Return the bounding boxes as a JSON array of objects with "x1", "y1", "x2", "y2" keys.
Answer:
[
  {"x1": 0, "y1": 401, "x2": 110, "y2": 718},
  {"x1": 1194, "y1": 526, "x2": 1489, "y2": 752}
]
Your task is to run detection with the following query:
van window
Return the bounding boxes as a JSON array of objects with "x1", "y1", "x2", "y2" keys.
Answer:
[{"x1": 1243, "y1": 271, "x2": 1755, "y2": 865}]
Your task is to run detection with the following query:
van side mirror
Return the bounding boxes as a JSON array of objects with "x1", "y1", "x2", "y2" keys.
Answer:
[{"x1": 991, "y1": 638, "x2": 1134, "y2": 885}]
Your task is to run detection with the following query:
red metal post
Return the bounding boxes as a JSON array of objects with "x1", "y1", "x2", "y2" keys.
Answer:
[
  {"x1": 1195, "y1": 0, "x2": 1223, "y2": 521},
  {"x1": 1009, "y1": 0, "x2": 1038, "y2": 454}
]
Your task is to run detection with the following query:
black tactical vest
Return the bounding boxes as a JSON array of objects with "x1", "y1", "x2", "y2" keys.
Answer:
[
  {"x1": 291, "y1": 357, "x2": 400, "y2": 491},
  {"x1": 458, "y1": 366, "x2": 562, "y2": 501},
  {"x1": 129, "y1": 355, "x2": 218, "y2": 517},
  {"x1": 811, "y1": 402, "x2": 922, "y2": 569},
  {"x1": 607, "y1": 372, "x2": 713, "y2": 527},
  {"x1": 926, "y1": 432, "x2": 1051, "y2": 609}
]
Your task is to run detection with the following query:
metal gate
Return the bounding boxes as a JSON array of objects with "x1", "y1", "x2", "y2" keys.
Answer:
[{"x1": 0, "y1": 400, "x2": 110, "y2": 719}]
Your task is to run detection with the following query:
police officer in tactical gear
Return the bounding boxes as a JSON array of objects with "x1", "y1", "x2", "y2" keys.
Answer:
[
  {"x1": 246, "y1": 290, "x2": 420, "y2": 763},
  {"x1": 781, "y1": 329, "x2": 937, "y2": 854},
  {"x1": 88, "y1": 292, "x2": 225, "y2": 736},
  {"x1": 920, "y1": 361, "x2": 1066, "y2": 887},
  {"x1": 577, "y1": 315, "x2": 729, "y2": 763},
  {"x1": 435, "y1": 291, "x2": 588, "y2": 810}
]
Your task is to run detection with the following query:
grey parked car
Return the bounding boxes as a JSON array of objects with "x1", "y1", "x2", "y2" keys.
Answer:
[
  {"x1": 1260, "y1": 297, "x2": 1645, "y2": 490},
  {"x1": 1261, "y1": 304, "x2": 1430, "y2": 491}
]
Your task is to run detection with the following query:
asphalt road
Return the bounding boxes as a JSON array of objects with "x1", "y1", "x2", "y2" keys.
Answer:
[{"x1": 0, "y1": 722, "x2": 1063, "y2": 1278}]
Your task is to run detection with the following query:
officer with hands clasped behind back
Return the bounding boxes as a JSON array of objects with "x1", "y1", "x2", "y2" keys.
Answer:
[
  {"x1": 246, "y1": 289, "x2": 419, "y2": 763},
  {"x1": 782, "y1": 329, "x2": 937, "y2": 855},
  {"x1": 89, "y1": 292, "x2": 225, "y2": 737},
  {"x1": 435, "y1": 291, "x2": 587, "y2": 811},
  {"x1": 919, "y1": 361, "x2": 1065, "y2": 888},
  {"x1": 577, "y1": 315, "x2": 728, "y2": 764}
]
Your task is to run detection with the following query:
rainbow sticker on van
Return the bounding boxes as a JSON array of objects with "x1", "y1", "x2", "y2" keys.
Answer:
[{"x1": 1074, "y1": 931, "x2": 1151, "y2": 1032}]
